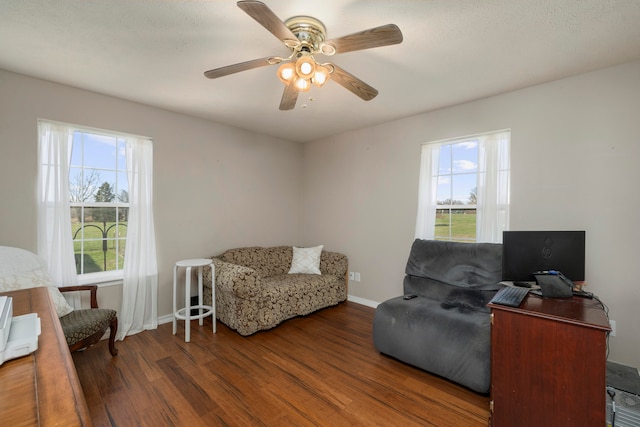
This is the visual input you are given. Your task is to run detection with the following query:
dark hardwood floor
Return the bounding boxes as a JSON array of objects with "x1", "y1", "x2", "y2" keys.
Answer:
[{"x1": 72, "y1": 301, "x2": 490, "y2": 426}]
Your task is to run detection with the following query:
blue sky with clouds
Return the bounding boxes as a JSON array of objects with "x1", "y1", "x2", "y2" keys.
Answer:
[
  {"x1": 436, "y1": 139, "x2": 478, "y2": 205},
  {"x1": 69, "y1": 131, "x2": 128, "y2": 201}
]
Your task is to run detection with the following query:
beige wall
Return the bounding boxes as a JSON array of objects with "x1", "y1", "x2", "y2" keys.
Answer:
[
  {"x1": 301, "y1": 60, "x2": 640, "y2": 368},
  {"x1": 0, "y1": 69, "x2": 303, "y2": 318},
  {"x1": 2, "y1": 60, "x2": 639, "y2": 368}
]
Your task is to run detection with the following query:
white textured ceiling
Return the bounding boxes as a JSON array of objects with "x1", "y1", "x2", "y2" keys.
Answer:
[{"x1": 2, "y1": 0, "x2": 640, "y2": 142}]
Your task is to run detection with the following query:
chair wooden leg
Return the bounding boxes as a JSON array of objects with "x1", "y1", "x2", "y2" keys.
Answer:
[{"x1": 108, "y1": 317, "x2": 119, "y2": 357}]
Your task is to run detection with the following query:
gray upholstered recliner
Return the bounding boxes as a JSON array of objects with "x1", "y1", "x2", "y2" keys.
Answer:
[{"x1": 373, "y1": 239, "x2": 502, "y2": 393}]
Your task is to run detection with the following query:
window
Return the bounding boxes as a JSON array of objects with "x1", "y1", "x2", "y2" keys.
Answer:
[
  {"x1": 435, "y1": 140, "x2": 479, "y2": 242},
  {"x1": 415, "y1": 130, "x2": 510, "y2": 243},
  {"x1": 69, "y1": 131, "x2": 129, "y2": 278},
  {"x1": 39, "y1": 119, "x2": 158, "y2": 337}
]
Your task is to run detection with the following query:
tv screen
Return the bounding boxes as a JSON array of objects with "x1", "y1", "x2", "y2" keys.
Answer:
[{"x1": 502, "y1": 231, "x2": 586, "y2": 282}]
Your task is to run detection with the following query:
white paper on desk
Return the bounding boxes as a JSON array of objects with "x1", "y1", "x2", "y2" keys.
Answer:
[{"x1": 0, "y1": 313, "x2": 41, "y2": 366}]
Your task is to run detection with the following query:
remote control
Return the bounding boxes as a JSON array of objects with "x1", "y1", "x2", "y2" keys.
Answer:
[{"x1": 403, "y1": 294, "x2": 418, "y2": 300}]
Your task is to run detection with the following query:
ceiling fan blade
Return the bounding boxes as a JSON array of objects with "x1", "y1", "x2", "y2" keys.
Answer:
[
  {"x1": 204, "y1": 57, "x2": 275, "y2": 79},
  {"x1": 330, "y1": 64, "x2": 378, "y2": 101},
  {"x1": 279, "y1": 83, "x2": 298, "y2": 111},
  {"x1": 237, "y1": 1, "x2": 298, "y2": 46},
  {"x1": 323, "y1": 24, "x2": 403, "y2": 55}
]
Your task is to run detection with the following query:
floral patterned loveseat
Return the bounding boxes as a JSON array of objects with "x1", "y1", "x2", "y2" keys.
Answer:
[{"x1": 202, "y1": 246, "x2": 348, "y2": 336}]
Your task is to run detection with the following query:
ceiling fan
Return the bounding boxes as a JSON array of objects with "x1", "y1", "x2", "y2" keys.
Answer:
[{"x1": 204, "y1": 0, "x2": 403, "y2": 111}]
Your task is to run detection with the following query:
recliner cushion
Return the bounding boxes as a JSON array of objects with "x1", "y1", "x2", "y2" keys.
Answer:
[
  {"x1": 440, "y1": 288, "x2": 490, "y2": 313},
  {"x1": 405, "y1": 239, "x2": 502, "y2": 290},
  {"x1": 373, "y1": 295, "x2": 492, "y2": 393}
]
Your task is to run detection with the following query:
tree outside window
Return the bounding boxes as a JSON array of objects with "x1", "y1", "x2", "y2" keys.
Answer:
[{"x1": 69, "y1": 131, "x2": 129, "y2": 275}]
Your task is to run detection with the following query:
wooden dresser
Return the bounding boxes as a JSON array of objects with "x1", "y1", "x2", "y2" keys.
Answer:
[
  {"x1": 489, "y1": 293, "x2": 611, "y2": 426},
  {"x1": 0, "y1": 287, "x2": 92, "y2": 426}
]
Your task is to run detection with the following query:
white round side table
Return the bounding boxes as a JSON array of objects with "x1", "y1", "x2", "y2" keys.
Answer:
[{"x1": 172, "y1": 258, "x2": 216, "y2": 342}]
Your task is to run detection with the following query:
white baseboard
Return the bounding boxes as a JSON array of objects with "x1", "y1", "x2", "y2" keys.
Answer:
[
  {"x1": 157, "y1": 295, "x2": 380, "y2": 326},
  {"x1": 158, "y1": 313, "x2": 173, "y2": 325},
  {"x1": 347, "y1": 295, "x2": 379, "y2": 308}
]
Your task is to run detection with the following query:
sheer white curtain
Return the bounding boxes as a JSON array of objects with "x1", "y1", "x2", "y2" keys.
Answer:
[
  {"x1": 117, "y1": 136, "x2": 158, "y2": 340},
  {"x1": 37, "y1": 121, "x2": 80, "y2": 297},
  {"x1": 476, "y1": 130, "x2": 511, "y2": 243},
  {"x1": 414, "y1": 143, "x2": 440, "y2": 239}
]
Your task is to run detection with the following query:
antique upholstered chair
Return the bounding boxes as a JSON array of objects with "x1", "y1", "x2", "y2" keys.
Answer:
[
  {"x1": 0, "y1": 246, "x2": 118, "y2": 356},
  {"x1": 59, "y1": 285, "x2": 118, "y2": 356}
]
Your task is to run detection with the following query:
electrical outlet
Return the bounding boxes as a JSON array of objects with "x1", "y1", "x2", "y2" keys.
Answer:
[
  {"x1": 349, "y1": 272, "x2": 355, "y2": 281},
  {"x1": 610, "y1": 320, "x2": 616, "y2": 337}
]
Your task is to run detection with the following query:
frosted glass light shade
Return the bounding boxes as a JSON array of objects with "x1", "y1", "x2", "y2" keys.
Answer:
[
  {"x1": 295, "y1": 56, "x2": 316, "y2": 79},
  {"x1": 278, "y1": 63, "x2": 296, "y2": 84},
  {"x1": 294, "y1": 77, "x2": 311, "y2": 92},
  {"x1": 313, "y1": 65, "x2": 330, "y2": 87}
]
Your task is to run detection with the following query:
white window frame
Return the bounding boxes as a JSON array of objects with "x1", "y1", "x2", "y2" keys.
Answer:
[
  {"x1": 415, "y1": 129, "x2": 511, "y2": 243},
  {"x1": 70, "y1": 129, "x2": 130, "y2": 284}
]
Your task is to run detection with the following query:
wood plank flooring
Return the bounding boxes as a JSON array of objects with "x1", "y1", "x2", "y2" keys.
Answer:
[{"x1": 72, "y1": 301, "x2": 490, "y2": 426}]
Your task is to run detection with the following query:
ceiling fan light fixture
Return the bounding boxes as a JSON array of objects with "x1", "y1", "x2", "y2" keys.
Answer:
[
  {"x1": 295, "y1": 55, "x2": 316, "y2": 79},
  {"x1": 294, "y1": 76, "x2": 311, "y2": 92},
  {"x1": 277, "y1": 62, "x2": 296, "y2": 84},
  {"x1": 204, "y1": 2, "x2": 403, "y2": 110},
  {"x1": 312, "y1": 64, "x2": 331, "y2": 87}
]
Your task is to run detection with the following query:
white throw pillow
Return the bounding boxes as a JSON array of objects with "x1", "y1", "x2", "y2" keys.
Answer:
[
  {"x1": 0, "y1": 268, "x2": 74, "y2": 317},
  {"x1": 288, "y1": 245, "x2": 323, "y2": 275},
  {"x1": 0, "y1": 247, "x2": 74, "y2": 318}
]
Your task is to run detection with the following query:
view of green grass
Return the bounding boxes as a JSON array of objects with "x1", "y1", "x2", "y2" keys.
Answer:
[
  {"x1": 435, "y1": 212, "x2": 476, "y2": 241},
  {"x1": 72, "y1": 221, "x2": 127, "y2": 273}
]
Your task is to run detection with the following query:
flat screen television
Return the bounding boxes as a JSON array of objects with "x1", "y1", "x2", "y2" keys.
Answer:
[{"x1": 502, "y1": 231, "x2": 586, "y2": 282}]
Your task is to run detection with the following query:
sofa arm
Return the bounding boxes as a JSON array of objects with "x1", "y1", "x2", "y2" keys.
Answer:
[
  {"x1": 320, "y1": 251, "x2": 348, "y2": 278},
  {"x1": 203, "y1": 258, "x2": 261, "y2": 300}
]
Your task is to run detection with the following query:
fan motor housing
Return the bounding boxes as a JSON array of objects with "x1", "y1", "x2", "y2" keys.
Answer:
[{"x1": 284, "y1": 16, "x2": 327, "y2": 53}]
